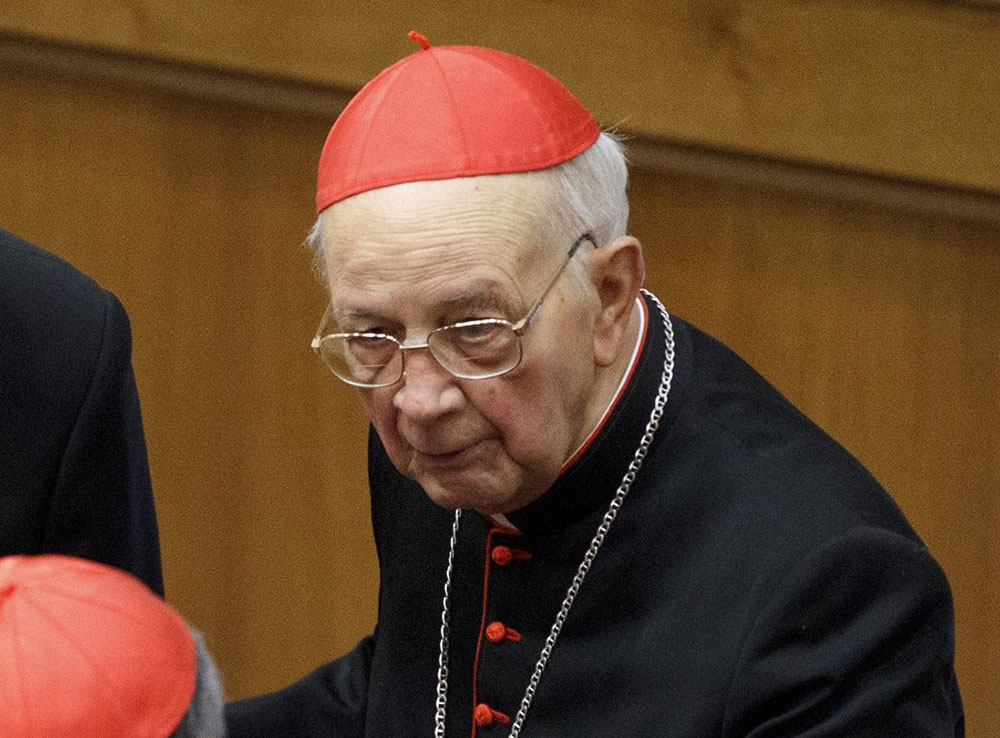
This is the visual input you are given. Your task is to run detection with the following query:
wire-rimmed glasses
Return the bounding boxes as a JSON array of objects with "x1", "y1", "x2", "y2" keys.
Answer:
[{"x1": 311, "y1": 233, "x2": 596, "y2": 388}]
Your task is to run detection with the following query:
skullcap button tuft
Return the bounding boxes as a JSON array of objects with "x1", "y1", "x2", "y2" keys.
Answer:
[{"x1": 407, "y1": 30, "x2": 431, "y2": 50}]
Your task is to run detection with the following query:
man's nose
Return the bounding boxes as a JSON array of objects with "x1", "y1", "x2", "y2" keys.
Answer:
[{"x1": 392, "y1": 348, "x2": 464, "y2": 421}]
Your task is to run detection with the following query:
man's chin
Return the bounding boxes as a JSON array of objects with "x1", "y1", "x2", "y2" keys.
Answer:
[
  {"x1": 403, "y1": 445, "x2": 509, "y2": 512},
  {"x1": 414, "y1": 472, "x2": 520, "y2": 515},
  {"x1": 397, "y1": 443, "x2": 545, "y2": 514}
]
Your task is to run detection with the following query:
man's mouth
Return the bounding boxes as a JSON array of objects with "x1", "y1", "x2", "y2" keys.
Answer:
[{"x1": 414, "y1": 441, "x2": 484, "y2": 468}]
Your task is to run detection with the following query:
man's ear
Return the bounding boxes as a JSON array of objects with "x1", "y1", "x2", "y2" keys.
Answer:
[{"x1": 590, "y1": 235, "x2": 645, "y2": 367}]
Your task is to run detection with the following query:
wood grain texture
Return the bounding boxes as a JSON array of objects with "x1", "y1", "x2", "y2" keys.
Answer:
[
  {"x1": 1, "y1": 0, "x2": 999, "y2": 191},
  {"x1": 0, "y1": 70, "x2": 379, "y2": 699},
  {"x1": 4, "y1": 30, "x2": 998, "y2": 230},
  {"x1": 630, "y1": 171, "x2": 999, "y2": 732},
  {"x1": 0, "y1": 46, "x2": 996, "y2": 734}
]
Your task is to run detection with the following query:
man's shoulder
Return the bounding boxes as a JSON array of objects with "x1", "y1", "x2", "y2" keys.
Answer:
[
  {"x1": 677, "y1": 317, "x2": 870, "y2": 475},
  {"x1": 0, "y1": 228, "x2": 129, "y2": 404},
  {"x1": 0, "y1": 228, "x2": 108, "y2": 321},
  {"x1": 662, "y1": 316, "x2": 917, "y2": 542}
]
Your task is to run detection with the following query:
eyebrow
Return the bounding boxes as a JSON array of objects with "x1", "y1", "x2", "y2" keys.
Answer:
[
  {"x1": 331, "y1": 282, "x2": 522, "y2": 327},
  {"x1": 330, "y1": 307, "x2": 390, "y2": 326},
  {"x1": 436, "y1": 284, "x2": 521, "y2": 318}
]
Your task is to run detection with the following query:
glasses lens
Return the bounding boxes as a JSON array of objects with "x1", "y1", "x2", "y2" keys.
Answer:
[
  {"x1": 430, "y1": 320, "x2": 521, "y2": 379},
  {"x1": 317, "y1": 334, "x2": 402, "y2": 387}
]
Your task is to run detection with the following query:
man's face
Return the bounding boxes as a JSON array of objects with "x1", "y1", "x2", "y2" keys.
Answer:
[{"x1": 320, "y1": 176, "x2": 605, "y2": 514}]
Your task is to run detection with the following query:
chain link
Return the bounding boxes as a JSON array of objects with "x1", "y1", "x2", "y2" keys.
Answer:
[
  {"x1": 435, "y1": 292, "x2": 675, "y2": 738},
  {"x1": 434, "y1": 508, "x2": 463, "y2": 738}
]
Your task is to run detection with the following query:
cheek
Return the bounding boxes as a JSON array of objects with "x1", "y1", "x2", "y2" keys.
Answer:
[
  {"x1": 360, "y1": 390, "x2": 401, "y2": 446},
  {"x1": 466, "y1": 376, "x2": 569, "y2": 462}
]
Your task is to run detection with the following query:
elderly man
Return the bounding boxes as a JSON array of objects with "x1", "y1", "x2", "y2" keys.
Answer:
[{"x1": 228, "y1": 34, "x2": 963, "y2": 737}]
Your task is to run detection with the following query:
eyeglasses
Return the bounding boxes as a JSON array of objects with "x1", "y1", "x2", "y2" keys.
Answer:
[{"x1": 311, "y1": 233, "x2": 596, "y2": 388}]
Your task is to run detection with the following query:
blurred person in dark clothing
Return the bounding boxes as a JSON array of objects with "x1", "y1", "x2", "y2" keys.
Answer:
[{"x1": 0, "y1": 227, "x2": 162, "y2": 594}]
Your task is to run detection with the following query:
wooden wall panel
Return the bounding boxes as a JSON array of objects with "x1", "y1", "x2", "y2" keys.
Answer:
[
  {"x1": 0, "y1": 70, "x2": 380, "y2": 699},
  {"x1": 2, "y1": 0, "x2": 1000, "y2": 191},
  {"x1": 630, "y1": 173, "x2": 1000, "y2": 732},
  {"x1": 1, "y1": 47, "x2": 997, "y2": 735}
]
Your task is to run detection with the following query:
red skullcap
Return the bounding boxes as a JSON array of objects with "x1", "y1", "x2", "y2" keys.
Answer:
[
  {"x1": 0, "y1": 555, "x2": 196, "y2": 738},
  {"x1": 316, "y1": 31, "x2": 601, "y2": 212}
]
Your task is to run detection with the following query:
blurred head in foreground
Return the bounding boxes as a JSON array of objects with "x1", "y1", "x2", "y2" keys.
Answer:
[{"x1": 0, "y1": 554, "x2": 224, "y2": 738}]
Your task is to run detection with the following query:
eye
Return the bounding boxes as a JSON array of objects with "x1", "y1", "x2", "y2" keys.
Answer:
[
  {"x1": 444, "y1": 320, "x2": 516, "y2": 361},
  {"x1": 343, "y1": 324, "x2": 399, "y2": 340},
  {"x1": 458, "y1": 322, "x2": 502, "y2": 342},
  {"x1": 315, "y1": 332, "x2": 401, "y2": 386},
  {"x1": 345, "y1": 335, "x2": 397, "y2": 364}
]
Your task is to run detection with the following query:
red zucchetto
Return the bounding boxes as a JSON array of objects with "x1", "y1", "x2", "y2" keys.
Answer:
[
  {"x1": 315, "y1": 31, "x2": 600, "y2": 213},
  {"x1": 0, "y1": 554, "x2": 196, "y2": 738}
]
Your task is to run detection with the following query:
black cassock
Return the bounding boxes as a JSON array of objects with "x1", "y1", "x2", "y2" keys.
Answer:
[{"x1": 228, "y1": 292, "x2": 962, "y2": 737}]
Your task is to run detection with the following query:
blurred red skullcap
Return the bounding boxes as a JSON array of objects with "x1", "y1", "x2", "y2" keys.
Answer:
[
  {"x1": 0, "y1": 554, "x2": 196, "y2": 738},
  {"x1": 315, "y1": 30, "x2": 601, "y2": 212}
]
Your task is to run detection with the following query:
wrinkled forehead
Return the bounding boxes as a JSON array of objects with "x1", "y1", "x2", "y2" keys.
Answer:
[
  {"x1": 321, "y1": 174, "x2": 558, "y2": 278},
  {"x1": 318, "y1": 175, "x2": 569, "y2": 325}
]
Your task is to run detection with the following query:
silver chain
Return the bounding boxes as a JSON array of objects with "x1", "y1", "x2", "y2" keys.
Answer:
[
  {"x1": 435, "y1": 508, "x2": 463, "y2": 738},
  {"x1": 434, "y1": 291, "x2": 675, "y2": 738}
]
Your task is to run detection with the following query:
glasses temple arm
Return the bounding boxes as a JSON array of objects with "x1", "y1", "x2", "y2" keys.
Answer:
[
  {"x1": 311, "y1": 304, "x2": 334, "y2": 352},
  {"x1": 512, "y1": 233, "x2": 596, "y2": 333}
]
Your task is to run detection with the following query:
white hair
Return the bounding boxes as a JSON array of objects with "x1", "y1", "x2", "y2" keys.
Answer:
[
  {"x1": 305, "y1": 131, "x2": 629, "y2": 286},
  {"x1": 171, "y1": 629, "x2": 225, "y2": 738},
  {"x1": 533, "y1": 131, "x2": 630, "y2": 251}
]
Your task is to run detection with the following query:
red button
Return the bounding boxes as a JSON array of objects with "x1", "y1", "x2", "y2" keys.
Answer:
[
  {"x1": 474, "y1": 703, "x2": 509, "y2": 727},
  {"x1": 486, "y1": 621, "x2": 507, "y2": 642},
  {"x1": 485, "y1": 621, "x2": 521, "y2": 643},
  {"x1": 491, "y1": 545, "x2": 513, "y2": 566},
  {"x1": 474, "y1": 703, "x2": 494, "y2": 726}
]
